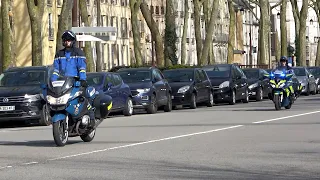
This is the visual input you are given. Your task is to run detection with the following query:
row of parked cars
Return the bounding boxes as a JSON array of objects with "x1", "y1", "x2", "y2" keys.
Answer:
[{"x1": 0, "y1": 64, "x2": 319, "y2": 126}]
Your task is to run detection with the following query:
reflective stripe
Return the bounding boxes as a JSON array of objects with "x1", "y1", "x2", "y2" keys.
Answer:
[
  {"x1": 80, "y1": 70, "x2": 86, "y2": 73},
  {"x1": 107, "y1": 102, "x2": 112, "y2": 110},
  {"x1": 53, "y1": 72, "x2": 59, "y2": 75}
]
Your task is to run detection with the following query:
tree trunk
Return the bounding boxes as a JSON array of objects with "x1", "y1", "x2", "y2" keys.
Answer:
[
  {"x1": 316, "y1": 38, "x2": 320, "y2": 66},
  {"x1": 1, "y1": 0, "x2": 11, "y2": 72},
  {"x1": 180, "y1": 0, "x2": 189, "y2": 65},
  {"x1": 130, "y1": 0, "x2": 143, "y2": 66},
  {"x1": 140, "y1": 2, "x2": 164, "y2": 67},
  {"x1": 79, "y1": 0, "x2": 95, "y2": 72},
  {"x1": 193, "y1": 0, "x2": 202, "y2": 64},
  {"x1": 258, "y1": 0, "x2": 270, "y2": 66},
  {"x1": 95, "y1": 0, "x2": 102, "y2": 71},
  {"x1": 164, "y1": 0, "x2": 177, "y2": 66},
  {"x1": 290, "y1": 0, "x2": 300, "y2": 65},
  {"x1": 56, "y1": 0, "x2": 74, "y2": 51},
  {"x1": 298, "y1": 0, "x2": 308, "y2": 66},
  {"x1": 275, "y1": 31, "x2": 281, "y2": 61},
  {"x1": 280, "y1": 0, "x2": 287, "y2": 57},
  {"x1": 227, "y1": 0, "x2": 235, "y2": 64},
  {"x1": 203, "y1": 0, "x2": 213, "y2": 64},
  {"x1": 26, "y1": 0, "x2": 45, "y2": 66},
  {"x1": 199, "y1": 0, "x2": 218, "y2": 64}
]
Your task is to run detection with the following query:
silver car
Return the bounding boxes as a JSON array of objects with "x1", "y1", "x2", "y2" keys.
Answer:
[{"x1": 292, "y1": 67, "x2": 317, "y2": 95}]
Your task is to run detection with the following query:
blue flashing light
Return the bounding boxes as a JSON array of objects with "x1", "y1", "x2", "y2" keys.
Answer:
[
  {"x1": 280, "y1": 73, "x2": 286, "y2": 77},
  {"x1": 270, "y1": 73, "x2": 274, "y2": 77}
]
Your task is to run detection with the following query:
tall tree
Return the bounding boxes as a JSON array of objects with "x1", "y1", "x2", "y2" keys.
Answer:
[
  {"x1": 95, "y1": 0, "x2": 103, "y2": 72},
  {"x1": 259, "y1": 0, "x2": 270, "y2": 66},
  {"x1": 26, "y1": 0, "x2": 45, "y2": 66},
  {"x1": 129, "y1": 0, "x2": 143, "y2": 66},
  {"x1": 181, "y1": 0, "x2": 189, "y2": 65},
  {"x1": 311, "y1": 0, "x2": 320, "y2": 66},
  {"x1": 199, "y1": 0, "x2": 219, "y2": 64},
  {"x1": 203, "y1": 0, "x2": 214, "y2": 64},
  {"x1": 79, "y1": 0, "x2": 95, "y2": 72},
  {"x1": 290, "y1": 0, "x2": 308, "y2": 66},
  {"x1": 280, "y1": 0, "x2": 287, "y2": 57},
  {"x1": 56, "y1": 0, "x2": 74, "y2": 51},
  {"x1": 193, "y1": 0, "x2": 203, "y2": 65},
  {"x1": 140, "y1": 2, "x2": 165, "y2": 67},
  {"x1": 227, "y1": 0, "x2": 236, "y2": 64},
  {"x1": 164, "y1": 0, "x2": 178, "y2": 66},
  {"x1": 1, "y1": 0, "x2": 11, "y2": 72}
]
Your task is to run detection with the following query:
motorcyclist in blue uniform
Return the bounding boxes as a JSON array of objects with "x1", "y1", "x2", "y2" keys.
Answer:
[
  {"x1": 51, "y1": 30, "x2": 96, "y2": 127},
  {"x1": 277, "y1": 56, "x2": 296, "y2": 100}
]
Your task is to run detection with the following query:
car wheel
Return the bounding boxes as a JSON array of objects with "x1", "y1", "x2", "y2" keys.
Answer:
[
  {"x1": 123, "y1": 97, "x2": 133, "y2": 116},
  {"x1": 305, "y1": 84, "x2": 310, "y2": 96},
  {"x1": 243, "y1": 89, "x2": 249, "y2": 103},
  {"x1": 163, "y1": 93, "x2": 172, "y2": 112},
  {"x1": 311, "y1": 84, "x2": 317, "y2": 95},
  {"x1": 229, "y1": 90, "x2": 236, "y2": 105},
  {"x1": 190, "y1": 93, "x2": 197, "y2": 109},
  {"x1": 39, "y1": 104, "x2": 51, "y2": 126},
  {"x1": 206, "y1": 91, "x2": 214, "y2": 107},
  {"x1": 256, "y1": 87, "x2": 263, "y2": 101},
  {"x1": 146, "y1": 94, "x2": 157, "y2": 114}
]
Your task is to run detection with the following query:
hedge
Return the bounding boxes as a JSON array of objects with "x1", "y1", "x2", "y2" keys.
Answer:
[{"x1": 109, "y1": 64, "x2": 202, "y2": 72}]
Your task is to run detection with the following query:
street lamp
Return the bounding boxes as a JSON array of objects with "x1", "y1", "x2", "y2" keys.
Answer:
[
  {"x1": 277, "y1": 12, "x2": 280, "y2": 19},
  {"x1": 310, "y1": 19, "x2": 314, "y2": 25}
]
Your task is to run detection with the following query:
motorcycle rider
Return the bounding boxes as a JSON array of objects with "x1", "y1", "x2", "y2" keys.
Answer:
[
  {"x1": 51, "y1": 30, "x2": 96, "y2": 127},
  {"x1": 277, "y1": 56, "x2": 296, "y2": 100}
]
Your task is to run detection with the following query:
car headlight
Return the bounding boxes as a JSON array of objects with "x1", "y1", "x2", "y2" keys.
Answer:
[
  {"x1": 178, "y1": 85, "x2": 190, "y2": 93},
  {"x1": 46, "y1": 93, "x2": 70, "y2": 105},
  {"x1": 24, "y1": 94, "x2": 41, "y2": 102},
  {"x1": 316, "y1": 78, "x2": 319, "y2": 84},
  {"x1": 137, "y1": 88, "x2": 150, "y2": 93},
  {"x1": 219, "y1": 81, "x2": 229, "y2": 88},
  {"x1": 249, "y1": 83, "x2": 258, "y2": 89}
]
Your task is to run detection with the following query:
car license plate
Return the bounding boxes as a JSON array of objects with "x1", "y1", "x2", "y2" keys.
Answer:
[{"x1": 0, "y1": 106, "x2": 15, "y2": 111}]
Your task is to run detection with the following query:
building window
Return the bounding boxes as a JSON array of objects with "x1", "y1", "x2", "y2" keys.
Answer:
[
  {"x1": 156, "y1": 6, "x2": 159, "y2": 14},
  {"x1": 57, "y1": 0, "x2": 62, "y2": 7},
  {"x1": 48, "y1": 13, "x2": 54, "y2": 41},
  {"x1": 121, "y1": 0, "x2": 127, "y2": 6},
  {"x1": 161, "y1": 6, "x2": 165, "y2": 14},
  {"x1": 121, "y1": 18, "x2": 128, "y2": 38},
  {"x1": 47, "y1": 0, "x2": 53, "y2": 6},
  {"x1": 151, "y1": 6, "x2": 154, "y2": 14}
]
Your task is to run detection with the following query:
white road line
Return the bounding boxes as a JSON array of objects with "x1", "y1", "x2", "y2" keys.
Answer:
[
  {"x1": 23, "y1": 162, "x2": 38, "y2": 165},
  {"x1": 0, "y1": 166, "x2": 12, "y2": 170},
  {"x1": 48, "y1": 125, "x2": 244, "y2": 161},
  {"x1": 252, "y1": 110, "x2": 320, "y2": 124},
  {"x1": 0, "y1": 127, "x2": 49, "y2": 133}
]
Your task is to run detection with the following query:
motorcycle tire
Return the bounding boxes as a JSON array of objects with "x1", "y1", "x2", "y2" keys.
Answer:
[
  {"x1": 52, "y1": 120, "x2": 68, "y2": 147},
  {"x1": 273, "y1": 94, "x2": 281, "y2": 110}
]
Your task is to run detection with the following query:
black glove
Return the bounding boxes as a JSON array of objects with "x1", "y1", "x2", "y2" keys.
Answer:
[{"x1": 80, "y1": 80, "x2": 88, "y2": 87}]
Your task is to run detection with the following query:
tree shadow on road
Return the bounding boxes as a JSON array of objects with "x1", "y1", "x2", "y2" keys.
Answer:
[{"x1": 232, "y1": 108, "x2": 275, "y2": 111}]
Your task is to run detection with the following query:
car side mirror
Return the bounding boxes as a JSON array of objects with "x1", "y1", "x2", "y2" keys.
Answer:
[
  {"x1": 309, "y1": 74, "x2": 313, "y2": 78},
  {"x1": 107, "y1": 82, "x2": 113, "y2": 88}
]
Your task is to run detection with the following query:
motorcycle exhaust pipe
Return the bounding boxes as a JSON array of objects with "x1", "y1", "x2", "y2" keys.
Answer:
[{"x1": 92, "y1": 119, "x2": 103, "y2": 129}]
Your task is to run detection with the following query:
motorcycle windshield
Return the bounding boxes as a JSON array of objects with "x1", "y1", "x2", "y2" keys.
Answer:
[{"x1": 48, "y1": 76, "x2": 75, "y2": 96}]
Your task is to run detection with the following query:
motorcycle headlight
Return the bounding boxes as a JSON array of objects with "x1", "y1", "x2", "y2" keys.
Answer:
[
  {"x1": 249, "y1": 83, "x2": 258, "y2": 89},
  {"x1": 46, "y1": 93, "x2": 71, "y2": 105},
  {"x1": 278, "y1": 83, "x2": 285, "y2": 88},
  {"x1": 178, "y1": 85, "x2": 190, "y2": 93},
  {"x1": 219, "y1": 81, "x2": 230, "y2": 88},
  {"x1": 271, "y1": 84, "x2": 276, "y2": 88},
  {"x1": 137, "y1": 88, "x2": 150, "y2": 93}
]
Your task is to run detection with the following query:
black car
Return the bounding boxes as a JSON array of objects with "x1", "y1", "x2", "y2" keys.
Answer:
[
  {"x1": 307, "y1": 66, "x2": 320, "y2": 93},
  {"x1": 203, "y1": 64, "x2": 249, "y2": 105},
  {"x1": 163, "y1": 68, "x2": 214, "y2": 109},
  {"x1": 242, "y1": 68, "x2": 271, "y2": 101},
  {"x1": 0, "y1": 66, "x2": 52, "y2": 125},
  {"x1": 118, "y1": 67, "x2": 172, "y2": 114}
]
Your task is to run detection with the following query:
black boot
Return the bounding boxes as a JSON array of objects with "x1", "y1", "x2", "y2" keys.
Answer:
[{"x1": 88, "y1": 109, "x2": 95, "y2": 128}]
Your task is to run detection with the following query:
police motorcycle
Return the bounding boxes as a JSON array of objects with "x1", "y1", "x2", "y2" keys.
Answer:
[
  {"x1": 264, "y1": 68, "x2": 294, "y2": 110},
  {"x1": 41, "y1": 77, "x2": 112, "y2": 147}
]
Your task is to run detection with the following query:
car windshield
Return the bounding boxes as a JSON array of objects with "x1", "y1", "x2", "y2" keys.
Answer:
[
  {"x1": 118, "y1": 70, "x2": 151, "y2": 83},
  {"x1": 293, "y1": 68, "x2": 306, "y2": 76},
  {"x1": 243, "y1": 69, "x2": 259, "y2": 79},
  {"x1": 308, "y1": 68, "x2": 320, "y2": 76},
  {"x1": 163, "y1": 70, "x2": 194, "y2": 82},
  {"x1": 0, "y1": 70, "x2": 46, "y2": 86},
  {"x1": 87, "y1": 74, "x2": 104, "y2": 86},
  {"x1": 203, "y1": 66, "x2": 230, "y2": 78}
]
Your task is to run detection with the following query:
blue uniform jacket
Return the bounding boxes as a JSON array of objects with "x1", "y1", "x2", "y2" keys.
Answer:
[{"x1": 51, "y1": 47, "x2": 87, "y2": 81}]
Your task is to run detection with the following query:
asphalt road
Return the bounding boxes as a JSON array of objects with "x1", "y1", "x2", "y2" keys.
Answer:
[{"x1": 1, "y1": 95, "x2": 320, "y2": 179}]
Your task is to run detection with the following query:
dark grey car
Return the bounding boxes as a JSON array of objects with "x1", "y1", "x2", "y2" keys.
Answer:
[{"x1": 292, "y1": 67, "x2": 317, "y2": 95}]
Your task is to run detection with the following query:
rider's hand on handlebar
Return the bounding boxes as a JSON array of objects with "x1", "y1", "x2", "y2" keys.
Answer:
[{"x1": 80, "y1": 80, "x2": 88, "y2": 87}]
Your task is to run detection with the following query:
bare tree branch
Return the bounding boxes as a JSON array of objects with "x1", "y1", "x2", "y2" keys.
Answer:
[{"x1": 271, "y1": 0, "x2": 282, "y2": 10}]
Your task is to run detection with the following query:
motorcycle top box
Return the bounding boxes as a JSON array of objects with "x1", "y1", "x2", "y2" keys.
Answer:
[{"x1": 41, "y1": 76, "x2": 113, "y2": 147}]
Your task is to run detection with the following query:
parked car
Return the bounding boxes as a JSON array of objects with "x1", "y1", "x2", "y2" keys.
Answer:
[
  {"x1": 87, "y1": 72, "x2": 133, "y2": 116},
  {"x1": 0, "y1": 66, "x2": 52, "y2": 125},
  {"x1": 202, "y1": 64, "x2": 249, "y2": 105},
  {"x1": 307, "y1": 66, "x2": 320, "y2": 93},
  {"x1": 162, "y1": 68, "x2": 214, "y2": 109},
  {"x1": 292, "y1": 67, "x2": 317, "y2": 95},
  {"x1": 242, "y1": 68, "x2": 271, "y2": 101},
  {"x1": 118, "y1": 67, "x2": 172, "y2": 114}
]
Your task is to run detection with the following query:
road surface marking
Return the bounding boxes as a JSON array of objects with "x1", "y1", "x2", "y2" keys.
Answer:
[
  {"x1": 0, "y1": 166, "x2": 12, "y2": 170},
  {"x1": 23, "y1": 162, "x2": 38, "y2": 165},
  {"x1": 48, "y1": 125, "x2": 244, "y2": 161},
  {"x1": 252, "y1": 110, "x2": 320, "y2": 124}
]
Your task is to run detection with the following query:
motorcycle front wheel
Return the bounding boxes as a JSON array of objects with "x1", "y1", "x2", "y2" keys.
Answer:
[
  {"x1": 273, "y1": 94, "x2": 281, "y2": 110},
  {"x1": 52, "y1": 119, "x2": 69, "y2": 147}
]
